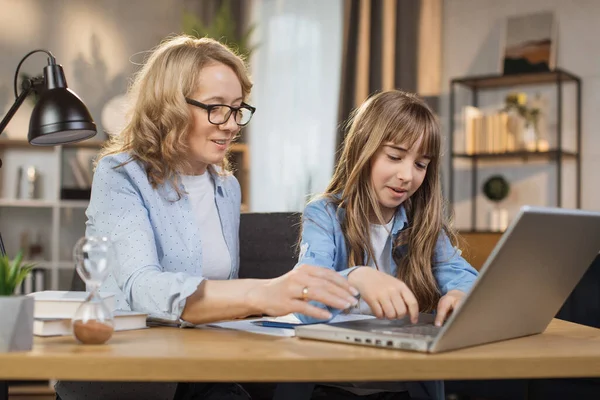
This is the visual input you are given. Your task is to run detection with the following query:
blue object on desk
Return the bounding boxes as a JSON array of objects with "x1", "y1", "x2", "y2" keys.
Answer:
[{"x1": 251, "y1": 320, "x2": 301, "y2": 329}]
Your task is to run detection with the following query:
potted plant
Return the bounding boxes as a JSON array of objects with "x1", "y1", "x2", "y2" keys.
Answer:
[
  {"x1": 0, "y1": 251, "x2": 36, "y2": 352},
  {"x1": 182, "y1": 0, "x2": 257, "y2": 61},
  {"x1": 503, "y1": 92, "x2": 543, "y2": 151}
]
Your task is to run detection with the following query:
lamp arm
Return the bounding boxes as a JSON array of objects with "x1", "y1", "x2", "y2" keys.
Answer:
[
  {"x1": 13, "y1": 49, "x2": 55, "y2": 98},
  {"x1": 0, "y1": 80, "x2": 33, "y2": 137}
]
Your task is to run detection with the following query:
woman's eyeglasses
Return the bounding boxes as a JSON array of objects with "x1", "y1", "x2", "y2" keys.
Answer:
[{"x1": 185, "y1": 98, "x2": 256, "y2": 127}]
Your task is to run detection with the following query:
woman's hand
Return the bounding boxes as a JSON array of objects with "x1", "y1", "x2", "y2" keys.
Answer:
[
  {"x1": 348, "y1": 267, "x2": 419, "y2": 323},
  {"x1": 246, "y1": 264, "x2": 359, "y2": 320},
  {"x1": 435, "y1": 289, "x2": 466, "y2": 326}
]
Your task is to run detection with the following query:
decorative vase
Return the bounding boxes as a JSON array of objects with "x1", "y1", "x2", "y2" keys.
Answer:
[
  {"x1": 490, "y1": 206, "x2": 509, "y2": 232},
  {"x1": 523, "y1": 123, "x2": 538, "y2": 152}
]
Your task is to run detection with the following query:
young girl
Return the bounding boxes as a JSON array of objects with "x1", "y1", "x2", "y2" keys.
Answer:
[{"x1": 295, "y1": 90, "x2": 479, "y2": 400}]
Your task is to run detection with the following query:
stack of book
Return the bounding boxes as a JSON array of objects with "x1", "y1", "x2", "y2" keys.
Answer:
[
  {"x1": 27, "y1": 291, "x2": 147, "y2": 336},
  {"x1": 456, "y1": 106, "x2": 549, "y2": 154}
]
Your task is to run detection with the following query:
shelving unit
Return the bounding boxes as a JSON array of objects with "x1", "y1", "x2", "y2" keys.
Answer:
[
  {"x1": 0, "y1": 139, "x2": 250, "y2": 291},
  {"x1": 0, "y1": 139, "x2": 105, "y2": 291},
  {"x1": 448, "y1": 69, "x2": 581, "y2": 232}
]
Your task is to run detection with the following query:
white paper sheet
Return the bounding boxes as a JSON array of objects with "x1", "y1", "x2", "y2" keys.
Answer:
[{"x1": 204, "y1": 313, "x2": 375, "y2": 337}]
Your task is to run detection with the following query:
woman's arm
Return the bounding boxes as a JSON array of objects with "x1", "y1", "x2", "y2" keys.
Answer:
[
  {"x1": 90, "y1": 159, "x2": 357, "y2": 324},
  {"x1": 181, "y1": 264, "x2": 358, "y2": 325},
  {"x1": 180, "y1": 279, "x2": 262, "y2": 323},
  {"x1": 88, "y1": 156, "x2": 204, "y2": 320}
]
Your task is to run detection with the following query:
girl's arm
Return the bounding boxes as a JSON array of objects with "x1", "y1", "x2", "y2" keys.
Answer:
[
  {"x1": 432, "y1": 232, "x2": 479, "y2": 325},
  {"x1": 294, "y1": 200, "x2": 361, "y2": 323},
  {"x1": 295, "y1": 200, "x2": 419, "y2": 324},
  {"x1": 432, "y1": 232, "x2": 479, "y2": 295},
  {"x1": 295, "y1": 200, "x2": 356, "y2": 276}
]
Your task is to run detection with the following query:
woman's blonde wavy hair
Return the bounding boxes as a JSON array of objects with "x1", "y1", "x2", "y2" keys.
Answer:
[
  {"x1": 98, "y1": 35, "x2": 252, "y2": 196},
  {"x1": 322, "y1": 90, "x2": 456, "y2": 312}
]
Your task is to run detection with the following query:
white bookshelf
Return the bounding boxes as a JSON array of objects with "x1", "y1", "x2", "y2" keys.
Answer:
[
  {"x1": 0, "y1": 139, "x2": 250, "y2": 291},
  {"x1": 0, "y1": 139, "x2": 104, "y2": 291}
]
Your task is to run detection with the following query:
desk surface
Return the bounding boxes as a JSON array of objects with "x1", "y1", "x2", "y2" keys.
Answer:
[{"x1": 1, "y1": 319, "x2": 600, "y2": 382}]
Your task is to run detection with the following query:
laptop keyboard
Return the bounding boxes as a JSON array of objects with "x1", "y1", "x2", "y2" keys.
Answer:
[{"x1": 372, "y1": 323, "x2": 441, "y2": 338}]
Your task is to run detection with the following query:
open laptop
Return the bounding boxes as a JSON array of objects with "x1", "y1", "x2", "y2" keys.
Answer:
[{"x1": 295, "y1": 206, "x2": 600, "y2": 353}]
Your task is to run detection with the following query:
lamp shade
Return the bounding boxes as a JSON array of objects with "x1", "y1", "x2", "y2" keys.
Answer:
[{"x1": 27, "y1": 63, "x2": 96, "y2": 146}]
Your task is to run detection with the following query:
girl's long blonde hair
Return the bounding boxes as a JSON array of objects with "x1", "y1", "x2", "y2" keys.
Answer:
[
  {"x1": 99, "y1": 35, "x2": 252, "y2": 195},
  {"x1": 324, "y1": 90, "x2": 455, "y2": 312}
]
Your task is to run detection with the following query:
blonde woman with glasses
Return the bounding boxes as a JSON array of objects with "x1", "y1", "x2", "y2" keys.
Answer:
[{"x1": 56, "y1": 34, "x2": 358, "y2": 400}]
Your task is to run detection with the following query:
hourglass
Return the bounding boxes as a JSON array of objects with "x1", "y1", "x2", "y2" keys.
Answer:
[{"x1": 71, "y1": 236, "x2": 115, "y2": 344}]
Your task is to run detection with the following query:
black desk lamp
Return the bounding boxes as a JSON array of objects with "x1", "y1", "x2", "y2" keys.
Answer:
[{"x1": 0, "y1": 49, "x2": 97, "y2": 256}]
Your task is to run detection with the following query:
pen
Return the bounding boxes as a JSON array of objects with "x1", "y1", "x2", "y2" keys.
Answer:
[{"x1": 251, "y1": 321, "x2": 299, "y2": 329}]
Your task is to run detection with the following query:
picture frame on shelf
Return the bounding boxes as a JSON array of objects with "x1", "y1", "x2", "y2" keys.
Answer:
[{"x1": 502, "y1": 11, "x2": 557, "y2": 75}]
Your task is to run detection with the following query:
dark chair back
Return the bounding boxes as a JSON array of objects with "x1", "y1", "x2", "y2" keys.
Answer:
[
  {"x1": 238, "y1": 212, "x2": 302, "y2": 279},
  {"x1": 70, "y1": 212, "x2": 303, "y2": 290},
  {"x1": 556, "y1": 253, "x2": 600, "y2": 328}
]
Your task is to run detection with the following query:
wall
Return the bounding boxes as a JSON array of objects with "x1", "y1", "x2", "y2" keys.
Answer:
[
  {"x1": 0, "y1": 0, "x2": 186, "y2": 289},
  {"x1": 0, "y1": 0, "x2": 185, "y2": 139},
  {"x1": 441, "y1": 0, "x2": 599, "y2": 230}
]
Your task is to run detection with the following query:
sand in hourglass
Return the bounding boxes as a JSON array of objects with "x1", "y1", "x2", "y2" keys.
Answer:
[{"x1": 73, "y1": 320, "x2": 114, "y2": 345}]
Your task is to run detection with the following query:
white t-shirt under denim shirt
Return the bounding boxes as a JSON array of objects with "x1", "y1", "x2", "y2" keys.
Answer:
[{"x1": 181, "y1": 172, "x2": 231, "y2": 280}]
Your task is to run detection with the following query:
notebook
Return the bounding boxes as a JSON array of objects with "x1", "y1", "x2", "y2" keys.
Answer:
[
  {"x1": 34, "y1": 310, "x2": 148, "y2": 337},
  {"x1": 28, "y1": 290, "x2": 116, "y2": 319}
]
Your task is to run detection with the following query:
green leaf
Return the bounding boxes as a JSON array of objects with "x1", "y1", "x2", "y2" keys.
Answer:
[
  {"x1": 7, "y1": 254, "x2": 20, "y2": 287},
  {"x1": 0, "y1": 254, "x2": 6, "y2": 274},
  {"x1": 0, "y1": 250, "x2": 35, "y2": 296},
  {"x1": 181, "y1": 0, "x2": 258, "y2": 59},
  {"x1": 15, "y1": 265, "x2": 34, "y2": 287},
  {"x1": 0, "y1": 259, "x2": 6, "y2": 295}
]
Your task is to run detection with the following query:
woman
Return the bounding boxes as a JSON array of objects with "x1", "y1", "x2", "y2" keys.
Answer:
[{"x1": 55, "y1": 34, "x2": 358, "y2": 400}]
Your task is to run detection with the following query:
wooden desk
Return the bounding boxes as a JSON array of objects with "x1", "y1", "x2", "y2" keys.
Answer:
[{"x1": 1, "y1": 319, "x2": 600, "y2": 386}]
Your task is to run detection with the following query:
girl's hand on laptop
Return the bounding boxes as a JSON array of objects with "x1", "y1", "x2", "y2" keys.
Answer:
[
  {"x1": 246, "y1": 264, "x2": 360, "y2": 320},
  {"x1": 348, "y1": 267, "x2": 419, "y2": 323},
  {"x1": 435, "y1": 289, "x2": 466, "y2": 327}
]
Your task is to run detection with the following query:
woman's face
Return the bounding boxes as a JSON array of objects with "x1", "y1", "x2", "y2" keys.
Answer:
[{"x1": 185, "y1": 62, "x2": 242, "y2": 175}]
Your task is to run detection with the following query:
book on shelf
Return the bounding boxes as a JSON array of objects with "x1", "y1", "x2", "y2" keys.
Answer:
[
  {"x1": 34, "y1": 310, "x2": 148, "y2": 337},
  {"x1": 460, "y1": 106, "x2": 518, "y2": 154},
  {"x1": 27, "y1": 290, "x2": 117, "y2": 319},
  {"x1": 68, "y1": 157, "x2": 90, "y2": 189}
]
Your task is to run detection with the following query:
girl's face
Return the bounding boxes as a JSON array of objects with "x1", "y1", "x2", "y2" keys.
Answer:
[
  {"x1": 185, "y1": 62, "x2": 242, "y2": 175},
  {"x1": 370, "y1": 136, "x2": 430, "y2": 222}
]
